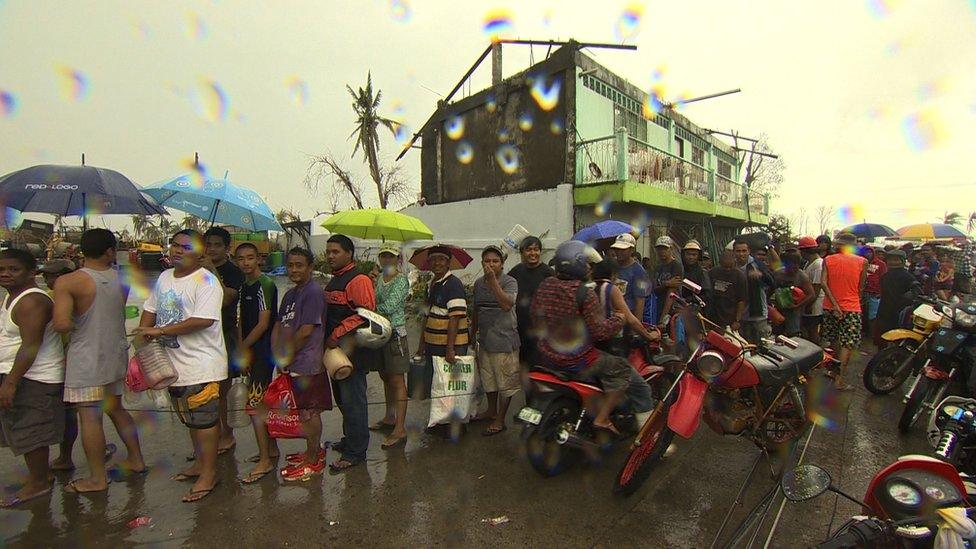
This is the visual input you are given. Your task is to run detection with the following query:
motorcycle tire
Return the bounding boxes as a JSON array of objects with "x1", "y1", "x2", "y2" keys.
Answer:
[
  {"x1": 613, "y1": 402, "x2": 675, "y2": 497},
  {"x1": 525, "y1": 397, "x2": 581, "y2": 477},
  {"x1": 898, "y1": 377, "x2": 935, "y2": 433},
  {"x1": 863, "y1": 343, "x2": 917, "y2": 395}
]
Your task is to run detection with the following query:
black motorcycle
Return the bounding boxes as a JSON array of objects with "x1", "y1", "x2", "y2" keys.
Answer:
[
  {"x1": 928, "y1": 396, "x2": 976, "y2": 476},
  {"x1": 898, "y1": 301, "x2": 976, "y2": 433}
]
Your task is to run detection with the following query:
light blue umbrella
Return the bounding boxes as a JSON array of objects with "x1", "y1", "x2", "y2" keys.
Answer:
[{"x1": 141, "y1": 174, "x2": 282, "y2": 232}]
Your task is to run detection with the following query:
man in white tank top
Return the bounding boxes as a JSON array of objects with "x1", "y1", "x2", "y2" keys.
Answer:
[
  {"x1": 0, "y1": 249, "x2": 65, "y2": 508},
  {"x1": 52, "y1": 229, "x2": 146, "y2": 493}
]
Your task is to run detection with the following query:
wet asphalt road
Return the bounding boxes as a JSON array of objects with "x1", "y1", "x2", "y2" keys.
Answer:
[{"x1": 0, "y1": 347, "x2": 931, "y2": 548}]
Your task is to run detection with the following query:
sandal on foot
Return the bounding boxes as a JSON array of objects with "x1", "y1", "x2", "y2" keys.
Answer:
[
  {"x1": 482, "y1": 425, "x2": 507, "y2": 437},
  {"x1": 182, "y1": 481, "x2": 219, "y2": 503},
  {"x1": 64, "y1": 479, "x2": 109, "y2": 494},
  {"x1": 381, "y1": 435, "x2": 407, "y2": 449},
  {"x1": 107, "y1": 466, "x2": 149, "y2": 482},
  {"x1": 0, "y1": 487, "x2": 52, "y2": 508},
  {"x1": 217, "y1": 442, "x2": 236, "y2": 455},
  {"x1": 369, "y1": 420, "x2": 395, "y2": 431},
  {"x1": 246, "y1": 453, "x2": 280, "y2": 463},
  {"x1": 240, "y1": 469, "x2": 274, "y2": 485},
  {"x1": 328, "y1": 458, "x2": 362, "y2": 472}
]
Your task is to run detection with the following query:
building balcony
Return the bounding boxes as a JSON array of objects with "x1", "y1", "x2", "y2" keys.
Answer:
[{"x1": 573, "y1": 129, "x2": 769, "y2": 224}]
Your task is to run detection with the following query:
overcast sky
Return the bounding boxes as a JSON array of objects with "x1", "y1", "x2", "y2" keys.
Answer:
[{"x1": 1, "y1": 0, "x2": 974, "y2": 235}]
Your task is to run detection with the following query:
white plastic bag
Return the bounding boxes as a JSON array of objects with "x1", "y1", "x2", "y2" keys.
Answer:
[
  {"x1": 428, "y1": 355, "x2": 477, "y2": 427},
  {"x1": 123, "y1": 386, "x2": 171, "y2": 412}
]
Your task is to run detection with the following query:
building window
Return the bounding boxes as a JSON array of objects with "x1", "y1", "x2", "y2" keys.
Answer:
[
  {"x1": 675, "y1": 137, "x2": 685, "y2": 158},
  {"x1": 583, "y1": 74, "x2": 658, "y2": 140},
  {"x1": 717, "y1": 159, "x2": 732, "y2": 179},
  {"x1": 614, "y1": 106, "x2": 647, "y2": 141},
  {"x1": 692, "y1": 146, "x2": 704, "y2": 167}
]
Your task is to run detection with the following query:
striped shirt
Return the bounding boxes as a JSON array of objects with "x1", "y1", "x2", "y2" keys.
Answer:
[{"x1": 423, "y1": 273, "x2": 469, "y2": 356}]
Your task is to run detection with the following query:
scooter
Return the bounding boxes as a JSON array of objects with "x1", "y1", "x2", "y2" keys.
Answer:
[
  {"x1": 613, "y1": 283, "x2": 839, "y2": 496},
  {"x1": 927, "y1": 396, "x2": 976, "y2": 477},
  {"x1": 781, "y1": 456, "x2": 973, "y2": 548}
]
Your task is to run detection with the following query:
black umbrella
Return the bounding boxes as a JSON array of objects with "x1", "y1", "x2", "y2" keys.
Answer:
[
  {"x1": 841, "y1": 223, "x2": 897, "y2": 238},
  {"x1": 0, "y1": 163, "x2": 166, "y2": 227}
]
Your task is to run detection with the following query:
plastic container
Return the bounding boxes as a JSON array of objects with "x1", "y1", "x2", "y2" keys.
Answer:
[
  {"x1": 323, "y1": 348, "x2": 352, "y2": 380},
  {"x1": 267, "y1": 251, "x2": 284, "y2": 269},
  {"x1": 134, "y1": 341, "x2": 179, "y2": 389},
  {"x1": 503, "y1": 224, "x2": 531, "y2": 250},
  {"x1": 227, "y1": 378, "x2": 250, "y2": 428}
]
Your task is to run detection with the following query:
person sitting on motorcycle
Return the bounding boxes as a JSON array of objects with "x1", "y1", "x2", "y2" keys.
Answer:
[{"x1": 531, "y1": 241, "x2": 655, "y2": 435}]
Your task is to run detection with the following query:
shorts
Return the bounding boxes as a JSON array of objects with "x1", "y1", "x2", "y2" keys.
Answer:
[
  {"x1": 865, "y1": 296, "x2": 881, "y2": 321},
  {"x1": 822, "y1": 311, "x2": 863, "y2": 349},
  {"x1": 741, "y1": 319, "x2": 772, "y2": 345},
  {"x1": 579, "y1": 351, "x2": 633, "y2": 393},
  {"x1": 290, "y1": 372, "x2": 333, "y2": 412},
  {"x1": 477, "y1": 349, "x2": 520, "y2": 397},
  {"x1": 802, "y1": 315, "x2": 823, "y2": 331},
  {"x1": 169, "y1": 382, "x2": 220, "y2": 429},
  {"x1": 0, "y1": 375, "x2": 65, "y2": 456},
  {"x1": 64, "y1": 380, "x2": 124, "y2": 404},
  {"x1": 244, "y1": 355, "x2": 275, "y2": 413},
  {"x1": 370, "y1": 332, "x2": 410, "y2": 375}
]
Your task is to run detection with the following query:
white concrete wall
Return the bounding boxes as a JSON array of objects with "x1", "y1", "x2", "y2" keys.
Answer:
[{"x1": 399, "y1": 184, "x2": 575, "y2": 284}]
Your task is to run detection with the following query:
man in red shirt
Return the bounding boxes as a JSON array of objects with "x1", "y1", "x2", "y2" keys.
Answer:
[
  {"x1": 531, "y1": 241, "x2": 653, "y2": 434},
  {"x1": 821, "y1": 233, "x2": 868, "y2": 390},
  {"x1": 862, "y1": 245, "x2": 888, "y2": 340}
]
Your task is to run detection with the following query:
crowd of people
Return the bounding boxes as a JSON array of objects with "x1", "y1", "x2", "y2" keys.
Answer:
[{"x1": 1, "y1": 224, "x2": 972, "y2": 508}]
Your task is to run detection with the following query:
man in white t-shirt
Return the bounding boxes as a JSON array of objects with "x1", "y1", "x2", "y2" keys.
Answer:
[
  {"x1": 799, "y1": 236, "x2": 825, "y2": 345},
  {"x1": 135, "y1": 229, "x2": 226, "y2": 503}
]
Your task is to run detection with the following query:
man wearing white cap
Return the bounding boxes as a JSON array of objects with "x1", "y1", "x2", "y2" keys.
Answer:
[{"x1": 610, "y1": 233, "x2": 651, "y2": 320}]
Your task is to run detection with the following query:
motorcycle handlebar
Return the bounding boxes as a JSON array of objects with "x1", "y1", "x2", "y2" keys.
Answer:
[{"x1": 816, "y1": 519, "x2": 888, "y2": 549}]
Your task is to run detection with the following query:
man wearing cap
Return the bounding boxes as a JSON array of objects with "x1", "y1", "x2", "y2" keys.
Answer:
[
  {"x1": 369, "y1": 242, "x2": 410, "y2": 448},
  {"x1": 821, "y1": 233, "x2": 868, "y2": 390},
  {"x1": 798, "y1": 236, "x2": 825, "y2": 344},
  {"x1": 681, "y1": 240, "x2": 710, "y2": 301},
  {"x1": 611, "y1": 234, "x2": 652, "y2": 320},
  {"x1": 508, "y1": 236, "x2": 554, "y2": 369},
  {"x1": 40, "y1": 259, "x2": 76, "y2": 294},
  {"x1": 876, "y1": 249, "x2": 921, "y2": 347},
  {"x1": 651, "y1": 236, "x2": 683, "y2": 323},
  {"x1": 471, "y1": 245, "x2": 519, "y2": 437}
]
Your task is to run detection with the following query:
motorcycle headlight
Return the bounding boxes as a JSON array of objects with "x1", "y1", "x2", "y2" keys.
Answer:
[
  {"x1": 956, "y1": 309, "x2": 976, "y2": 329},
  {"x1": 695, "y1": 350, "x2": 727, "y2": 379}
]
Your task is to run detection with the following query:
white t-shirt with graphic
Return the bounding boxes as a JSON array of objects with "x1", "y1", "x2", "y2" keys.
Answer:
[
  {"x1": 803, "y1": 257, "x2": 825, "y2": 317},
  {"x1": 143, "y1": 268, "x2": 227, "y2": 387}
]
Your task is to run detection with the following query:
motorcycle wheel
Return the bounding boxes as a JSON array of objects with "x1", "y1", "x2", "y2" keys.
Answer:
[
  {"x1": 863, "y1": 343, "x2": 916, "y2": 395},
  {"x1": 525, "y1": 397, "x2": 581, "y2": 477},
  {"x1": 898, "y1": 377, "x2": 934, "y2": 433},
  {"x1": 613, "y1": 403, "x2": 675, "y2": 497}
]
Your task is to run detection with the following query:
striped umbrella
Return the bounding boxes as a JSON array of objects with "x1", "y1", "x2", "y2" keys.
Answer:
[{"x1": 896, "y1": 223, "x2": 967, "y2": 240}]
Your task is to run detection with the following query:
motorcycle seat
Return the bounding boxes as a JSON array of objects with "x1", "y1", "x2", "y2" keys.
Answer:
[
  {"x1": 748, "y1": 338, "x2": 824, "y2": 386},
  {"x1": 651, "y1": 353, "x2": 682, "y2": 366},
  {"x1": 530, "y1": 366, "x2": 572, "y2": 382}
]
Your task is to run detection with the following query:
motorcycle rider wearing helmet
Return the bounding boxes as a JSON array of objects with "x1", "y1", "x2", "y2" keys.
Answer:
[
  {"x1": 531, "y1": 241, "x2": 654, "y2": 435},
  {"x1": 324, "y1": 234, "x2": 377, "y2": 472}
]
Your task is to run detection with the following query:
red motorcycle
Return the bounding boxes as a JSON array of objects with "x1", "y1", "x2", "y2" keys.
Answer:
[
  {"x1": 781, "y1": 456, "x2": 972, "y2": 547},
  {"x1": 517, "y1": 332, "x2": 681, "y2": 477},
  {"x1": 614, "y1": 288, "x2": 838, "y2": 496}
]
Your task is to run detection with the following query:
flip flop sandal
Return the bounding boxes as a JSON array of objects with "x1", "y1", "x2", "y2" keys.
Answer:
[
  {"x1": 217, "y1": 443, "x2": 237, "y2": 455},
  {"x1": 0, "y1": 487, "x2": 52, "y2": 508},
  {"x1": 107, "y1": 466, "x2": 149, "y2": 482},
  {"x1": 381, "y1": 436, "x2": 407, "y2": 449},
  {"x1": 240, "y1": 469, "x2": 274, "y2": 485},
  {"x1": 246, "y1": 453, "x2": 281, "y2": 463},
  {"x1": 328, "y1": 459, "x2": 362, "y2": 473},
  {"x1": 49, "y1": 462, "x2": 76, "y2": 472},
  {"x1": 481, "y1": 425, "x2": 507, "y2": 437},
  {"x1": 369, "y1": 421, "x2": 396, "y2": 431},
  {"x1": 170, "y1": 472, "x2": 200, "y2": 482},
  {"x1": 64, "y1": 479, "x2": 109, "y2": 494},
  {"x1": 182, "y1": 481, "x2": 219, "y2": 503}
]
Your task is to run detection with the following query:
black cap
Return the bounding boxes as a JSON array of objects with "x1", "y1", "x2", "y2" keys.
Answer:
[{"x1": 886, "y1": 249, "x2": 907, "y2": 260}]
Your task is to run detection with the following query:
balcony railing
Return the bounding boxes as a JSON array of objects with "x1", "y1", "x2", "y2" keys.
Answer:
[{"x1": 575, "y1": 129, "x2": 769, "y2": 217}]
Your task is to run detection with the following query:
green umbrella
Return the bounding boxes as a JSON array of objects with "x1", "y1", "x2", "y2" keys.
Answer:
[{"x1": 320, "y1": 208, "x2": 434, "y2": 242}]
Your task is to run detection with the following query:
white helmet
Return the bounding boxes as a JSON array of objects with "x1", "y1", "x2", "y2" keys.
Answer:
[{"x1": 354, "y1": 307, "x2": 392, "y2": 349}]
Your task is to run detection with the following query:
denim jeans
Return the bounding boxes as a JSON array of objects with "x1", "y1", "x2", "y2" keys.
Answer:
[{"x1": 334, "y1": 362, "x2": 369, "y2": 462}]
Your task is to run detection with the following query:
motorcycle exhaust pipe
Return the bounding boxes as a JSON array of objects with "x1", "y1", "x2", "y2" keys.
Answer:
[{"x1": 556, "y1": 427, "x2": 600, "y2": 451}]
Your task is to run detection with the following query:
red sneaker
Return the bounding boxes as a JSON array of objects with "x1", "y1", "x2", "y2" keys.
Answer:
[
  {"x1": 281, "y1": 458, "x2": 325, "y2": 482},
  {"x1": 285, "y1": 448, "x2": 325, "y2": 466}
]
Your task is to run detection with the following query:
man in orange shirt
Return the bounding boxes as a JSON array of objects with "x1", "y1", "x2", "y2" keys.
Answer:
[{"x1": 821, "y1": 233, "x2": 868, "y2": 390}]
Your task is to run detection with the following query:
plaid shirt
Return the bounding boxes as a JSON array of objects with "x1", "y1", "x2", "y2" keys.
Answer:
[
  {"x1": 955, "y1": 242, "x2": 974, "y2": 278},
  {"x1": 530, "y1": 277, "x2": 623, "y2": 370}
]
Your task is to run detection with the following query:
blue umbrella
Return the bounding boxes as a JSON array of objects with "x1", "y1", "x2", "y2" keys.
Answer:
[
  {"x1": 841, "y1": 223, "x2": 896, "y2": 238},
  {"x1": 0, "y1": 164, "x2": 166, "y2": 220},
  {"x1": 142, "y1": 174, "x2": 282, "y2": 232},
  {"x1": 572, "y1": 220, "x2": 636, "y2": 243}
]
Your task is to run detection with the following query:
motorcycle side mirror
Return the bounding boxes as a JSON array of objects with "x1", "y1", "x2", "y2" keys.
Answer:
[{"x1": 781, "y1": 465, "x2": 832, "y2": 502}]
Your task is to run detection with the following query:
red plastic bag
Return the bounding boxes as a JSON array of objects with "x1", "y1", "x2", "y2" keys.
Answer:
[
  {"x1": 125, "y1": 355, "x2": 149, "y2": 392},
  {"x1": 263, "y1": 374, "x2": 304, "y2": 439}
]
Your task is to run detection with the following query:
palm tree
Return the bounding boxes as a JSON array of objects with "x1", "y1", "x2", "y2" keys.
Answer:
[
  {"x1": 967, "y1": 212, "x2": 976, "y2": 235},
  {"x1": 347, "y1": 73, "x2": 397, "y2": 209},
  {"x1": 130, "y1": 214, "x2": 149, "y2": 241},
  {"x1": 182, "y1": 214, "x2": 206, "y2": 232},
  {"x1": 943, "y1": 211, "x2": 963, "y2": 226}
]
